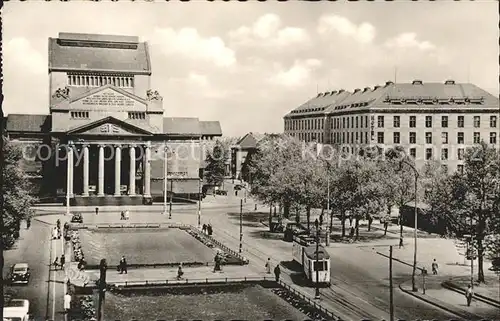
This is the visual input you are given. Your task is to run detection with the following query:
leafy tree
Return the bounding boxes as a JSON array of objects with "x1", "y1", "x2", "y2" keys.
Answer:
[
  {"x1": 425, "y1": 141, "x2": 500, "y2": 283},
  {"x1": 2, "y1": 138, "x2": 37, "y2": 249},
  {"x1": 204, "y1": 140, "x2": 227, "y2": 186}
]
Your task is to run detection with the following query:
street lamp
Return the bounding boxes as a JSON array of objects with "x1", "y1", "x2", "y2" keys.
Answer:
[
  {"x1": 66, "y1": 142, "x2": 73, "y2": 216},
  {"x1": 399, "y1": 157, "x2": 419, "y2": 292},
  {"x1": 239, "y1": 199, "x2": 243, "y2": 254},
  {"x1": 325, "y1": 162, "x2": 331, "y2": 246},
  {"x1": 163, "y1": 142, "x2": 169, "y2": 218},
  {"x1": 314, "y1": 218, "x2": 320, "y2": 299}
]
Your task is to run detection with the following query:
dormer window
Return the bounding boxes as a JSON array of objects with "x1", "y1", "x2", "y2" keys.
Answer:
[
  {"x1": 71, "y1": 111, "x2": 89, "y2": 119},
  {"x1": 128, "y1": 112, "x2": 146, "y2": 120}
]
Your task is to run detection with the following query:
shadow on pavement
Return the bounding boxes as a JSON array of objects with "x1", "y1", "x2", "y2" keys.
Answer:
[
  {"x1": 280, "y1": 260, "x2": 302, "y2": 273},
  {"x1": 227, "y1": 211, "x2": 270, "y2": 223}
]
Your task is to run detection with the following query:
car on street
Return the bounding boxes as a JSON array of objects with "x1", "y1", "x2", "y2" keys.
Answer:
[
  {"x1": 234, "y1": 184, "x2": 244, "y2": 191},
  {"x1": 3, "y1": 298, "x2": 31, "y2": 321},
  {"x1": 9, "y1": 263, "x2": 30, "y2": 285},
  {"x1": 215, "y1": 189, "x2": 227, "y2": 196},
  {"x1": 71, "y1": 212, "x2": 83, "y2": 223}
]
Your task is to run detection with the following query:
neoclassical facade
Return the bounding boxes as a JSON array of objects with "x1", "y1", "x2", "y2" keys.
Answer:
[{"x1": 4, "y1": 32, "x2": 222, "y2": 205}]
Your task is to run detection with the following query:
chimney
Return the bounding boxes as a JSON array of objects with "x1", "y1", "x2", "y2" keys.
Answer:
[
  {"x1": 412, "y1": 80, "x2": 423, "y2": 85},
  {"x1": 363, "y1": 87, "x2": 371, "y2": 92},
  {"x1": 353, "y1": 88, "x2": 361, "y2": 93},
  {"x1": 373, "y1": 85, "x2": 381, "y2": 90},
  {"x1": 316, "y1": 93, "x2": 322, "y2": 97},
  {"x1": 338, "y1": 89, "x2": 345, "y2": 93},
  {"x1": 385, "y1": 81, "x2": 394, "y2": 86},
  {"x1": 445, "y1": 80, "x2": 455, "y2": 85},
  {"x1": 324, "y1": 91, "x2": 330, "y2": 96},
  {"x1": 330, "y1": 90, "x2": 337, "y2": 95}
]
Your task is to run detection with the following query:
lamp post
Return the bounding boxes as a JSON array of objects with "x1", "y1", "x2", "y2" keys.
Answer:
[
  {"x1": 163, "y1": 142, "x2": 168, "y2": 217},
  {"x1": 239, "y1": 199, "x2": 243, "y2": 254},
  {"x1": 198, "y1": 138, "x2": 202, "y2": 229},
  {"x1": 314, "y1": 218, "x2": 320, "y2": 299},
  {"x1": 326, "y1": 162, "x2": 331, "y2": 246},
  {"x1": 400, "y1": 157, "x2": 419, "y2": 292},
  {"x1": 97, "y1": 258, "x2": 107, "y2": 321}
]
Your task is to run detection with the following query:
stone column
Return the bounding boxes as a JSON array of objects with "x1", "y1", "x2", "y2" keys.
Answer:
[
  {"x1": 144, "y1": 142, "x2": 151, "y2": 197},
  {"x1": 82, "y1": 144, "x2": 89, "y2": 196},
  {"x1": 98, "y1": 144, "x2": 105, "y2": 196},
  {"x1": 114, "y1": 144, "x2": 121, "y2": 196},
  {"x1": 129, "y1": 146, "x2": 136, "y2": 196},
  {"x1": 68, "y1": 145, "x2": 74, "y2": 197}
]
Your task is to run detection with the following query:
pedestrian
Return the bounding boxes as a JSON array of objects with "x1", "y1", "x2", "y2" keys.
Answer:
[
  {"x1": 119, "y1": 256, "x2": 127, "y2": 274},
  {"x1": 120, "y1": 211, "x2": 125, "y2": 220},
  {"x1": 235, "y1": 190, "x2": 238, "y2": 196},
  {"x1": 349, "y1": 226, "x2": 355, "y2": 238},
  {"x1": 56, "y1": 219, "x2": 61, "y2": 229},
  {"x1": 60, "y1": 254, "x2": 66, "y2": 269},
  {"x1": 125, "y1": 209, "x2": 130, "y2": 220},
  {"x1": 202, "y1": 224, "x2": 207, "y2": 234},
  {"x1": 53, "y1": 257, "x2": 60, "y2": 270},
  {"x1": 64, "y1": 292, "x2": 71, "y2": 313},
  {"x1": 207, "y1": 224, "x2": 213, "y2": 236},
  {"x1": 431, "y1": 258, "x2": 439, "y2": 275},
  {"x1": 465, "y1": 284, "x2": 473, "y2": 306},
  {"x1": 399, "y1": 236, "x2": 404, "y2": 249},
  {"x1": 177, "y1": 264, "x2": 184, "y2": 280},
  {"x1": 265, "y1": 258, "x2": 271, "y2": 274},
  {"x1": 26, "y1": 218, "x2": 31, "y2": 229},
  {"x1": 367, "y1": 215, "x2": 373, "y2": 231},
  {"x1": 95, "y1": 207, "x2": 99, "y2": 215},
  {"x1": 383, "y1": 221, "x2": 389, "y2": 236},
  {"x1": 349, "y1": 215, "x2": 353, "y2": 227},
  {"x1": 254, "y1": 204, "x2": 258, "y2": 211},
  {"x1": 213, "y1": 253, "x2": 221, "y2": 272},
  {"x1": 274, "y1": 264, "x2": 281, "y2": 282}
]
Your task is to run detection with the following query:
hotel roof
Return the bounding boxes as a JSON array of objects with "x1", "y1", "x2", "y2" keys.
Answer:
[{"x1": 48, "y1": 32, "x2": 151, "y2": 74}]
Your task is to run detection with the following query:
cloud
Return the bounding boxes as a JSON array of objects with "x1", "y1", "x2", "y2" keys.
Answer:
[
  {"x1": 151, "y1": 27, "x2": 236, "y2": 67},
  {"x1": 229, "y1": 14, "x2": 310, "y2": 47},
  {"x1": 317, "y1": 14, "x2": 375, "y2": 44},
  {"x1": 385, "y1": 32, "x2": 436, "y2": 51},
  {"x1": 4, "y1": 37, "x2": 45, "y2": 74},
  {"x1": 270, "y1": 59, "x2": 322, "y2": 87}
]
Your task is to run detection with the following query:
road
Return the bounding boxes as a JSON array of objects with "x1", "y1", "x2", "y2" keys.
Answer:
[{"x1": 3, "y1": 219, "x2": 65, "y2": 321}]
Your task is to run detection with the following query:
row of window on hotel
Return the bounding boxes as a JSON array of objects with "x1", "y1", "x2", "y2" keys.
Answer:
[
  {"x1": 285, "y1": 115, "x2": 498, "y2": 131},
  {"x1": 70, "y1": 111, "x2": 146, "y2": 120},
  {"x1": 67, "y1": 74, "x2": 134, "y2": 88}
]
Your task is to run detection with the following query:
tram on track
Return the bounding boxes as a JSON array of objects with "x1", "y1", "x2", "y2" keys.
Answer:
[{"x1": 292, "y1": 234, "x2": 331, "y2": 286}]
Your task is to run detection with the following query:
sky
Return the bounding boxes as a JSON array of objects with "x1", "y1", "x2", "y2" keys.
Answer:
[{"x1": 3, "y1": 1, "x2": 498, "y2": 137}]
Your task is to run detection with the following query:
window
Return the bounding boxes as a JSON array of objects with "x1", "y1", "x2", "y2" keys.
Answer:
[
  {"x1": 68, "y1": 73, "x2": 134, "y2": 88},
  {"x1": 457, "y1": 116, "x2": 464, "y2": 128},
  {"x1": 365, "y1": 132, "x2": 368, "y2": 144},
  {"x1": 343, "y1": 118, "x2": 346, "y2": 128},
  {"x1": 441, "y1": 132, "x2": 448, "y2": 144},
  {"x1": 441, "y1": 148, "x2": 448, "y2": 160},
  {"x1": 342, "y1": 133, "x2": 345, "y2": 144},
  {"x1": 393, "y1": 116, "x2": 400, "y2": 128},
  {"x1": 351, "y1": 132, "x2": 354, "y2": 144},
  {"x1": 491, "y1": 116, "x2": 498, "y2": 128},
  {"x1": 355, "y1": 117, "x2": 359, "y2": 129},
  {"x1": 409, "y1": 132, "x2": 416, "y2": 144},
  {"x1": 365, "y1": 116, "x2": 368, "y2": 128},
  {"x1": 457, "y1": 132, "x2": 464, "y2": 144},
  {"x1": 409, "y1": 148, "x2": 416, "y2": 158},
  {"x1": 425, "y1": 116, "x2": 432, "y2": 128},
  {"x1": 393, "y1": 132, "x2": 400, "y2": 144},
  {"x1": 441, "y1": 116, "x2": 448, "y2": 128},
  {"x1": 347, "y1": 117, "x2": 350, "y2": 129},
  {"x1": 70, "y1": 111, "x2": 89, "y2": 119},
  {"x1": 457, "y1": 164, "x2": 464, "y2": 175},
  {"x1": 409, "y1": 116, "x2": 416, "y2": 128},
  {"x1": 473, "y1": 132, "x2": 480, "y2": 144},
  {"x1": 473, "y1": 116, "x2": 480, "y2": 128},
  {"x1": 355, "y1": 132, "x2": 359, "y2": 143},
  {"x1": 490, "y1": 132, "x2": 497, "y2": 144},
  {"x1": 377, "y1": 116, "x2": 384, "y2": 128},
  {"x1": 458, "y1": 148, "x2": 465, "y2": 160},
  {"x1": 313, "y1": 261, "x2": 327, "y2": 272},
  {"x1": 425, "y1": 132, "x2": 432, "y2": 144},
  {"x1": 360, "y1": 132, "x2": 363, "y2": 144},
  {"x1": 377, "y1": 132, "x2": 384, "y2": 144},
  {"x1": 425, "y1": 148, "x2": 433, "y2": 160},
  {"x1": 128, "y1": 112, "x2": 146, "y2": 120}
]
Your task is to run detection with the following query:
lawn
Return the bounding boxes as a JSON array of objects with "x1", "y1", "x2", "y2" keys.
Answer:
[
  {"x1": 105, "y1": 284, "x2": 309, "y2": 320},
  {"x1": 79, "y1": 228, "x2": 215, "y2": 266}
]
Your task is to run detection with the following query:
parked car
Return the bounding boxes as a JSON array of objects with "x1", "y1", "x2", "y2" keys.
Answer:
[
  {"x1": 71, "y1": 212, "x2": 83, "y2": 223},
  {"x1": 3, "y1": 298, "x2": 31, "y2": 321},
  {"x1": 215, "y1": 189, "x2": 227, "y2": 196},
  {"x1": 9, "y1": 263, "x2": 30, "y2": 284}
]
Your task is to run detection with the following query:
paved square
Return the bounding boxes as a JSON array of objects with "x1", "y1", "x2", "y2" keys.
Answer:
[
  {"x1": 105, "y1": 285, "x2": 309, "y2": 320},
  {"x1": 79, "y1": 227, "x2": 215, "y2": 266}
]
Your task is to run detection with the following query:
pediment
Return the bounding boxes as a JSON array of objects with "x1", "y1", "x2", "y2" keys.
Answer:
[
  {"x1": 67, "y1": 116, "x2": 153, "y2": 136},
  {"x1": 70, "y1": 85, "x2": 146, "y2": 110}
]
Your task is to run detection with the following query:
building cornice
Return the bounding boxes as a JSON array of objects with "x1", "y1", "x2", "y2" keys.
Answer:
[{"x1": 49, "y1": 67, "x2": 152, "y2": 76}]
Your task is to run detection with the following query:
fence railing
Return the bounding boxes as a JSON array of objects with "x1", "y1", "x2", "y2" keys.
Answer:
[
  {"x1": 187, "y1": 227, "x2": 249, "y2": 264},
  {"x1": 107, "y1": 276, "x2": 272, "y2": 287}
]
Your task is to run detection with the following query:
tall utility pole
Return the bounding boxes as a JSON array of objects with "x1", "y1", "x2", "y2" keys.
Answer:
[
  {"x1": 169, "y1": 179, "x2": 173, "y2": 219},
  {"x1": 198, "y1": 138, "x2": 202, "y2": 229},
  {"x1": 389, "y1": 246, "x2": 394, "y2": 321},
  {"x1": 97, "y1": 258, "x2": 107, "y2": 321},
  {"x1": 314, "y1": 219, "x2": 320, "y2": 299},
  {"x1": 239, "y1": 199, "x2": 243, "y2": 254},
  {"x1": 470, "y1": 215, "x2": 474, "y2": 289},
  {"x1": 163, "y1": 142, "x2": 168, "y2": 217},
  {"x1": 66, "y1": 143, "x2": 72, "y2": 216},
  {"x1": 412, "y1": 169, "x2": 418, "y2": 292},
  {"x1": 326, "y1": 162, "x2": 330, "y2": 246}
]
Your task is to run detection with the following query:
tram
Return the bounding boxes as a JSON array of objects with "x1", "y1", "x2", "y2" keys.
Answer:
[{"x1": 292, "y1": 234, "x2": 331, "y2": 286}]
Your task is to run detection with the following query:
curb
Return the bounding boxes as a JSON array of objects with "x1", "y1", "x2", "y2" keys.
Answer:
[
  {"x1": 398, "y1": 281, "x2": 484, "y2": 320},
  {"x1": 442, "y1": 281, "x2": 500, "y2": 308}
]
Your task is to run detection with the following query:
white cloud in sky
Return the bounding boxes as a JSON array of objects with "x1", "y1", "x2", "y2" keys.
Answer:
[
  {"x1": 151, "y1": 27, "x2": 236, "y2": 67},
  {"x1": 270, "y1": 59, "x2": 322, "y2": 87},
  {"x1": 229, "y1": 13, "x2": 310, "y2": 47},
  {"x1": 385, "y1": 32, "x2": 436, "y2": 51},
  {"x1": 4, "y1": 37, "x2": 45, "y2": 74},
  {"x1": 317, "y1": 14, "x2": 376, "y2": 44}
]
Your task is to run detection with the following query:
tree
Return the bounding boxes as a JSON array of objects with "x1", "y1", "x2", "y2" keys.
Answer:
[
  {"x1": 204, "y1": 140, "x2": 227, "y2": 186},
  {"x1": 2, "y1": 138, "x2": 37, "y2": 249},
  {"x1": 425, "y1": 141, "x2": 500, "y2": 283}
]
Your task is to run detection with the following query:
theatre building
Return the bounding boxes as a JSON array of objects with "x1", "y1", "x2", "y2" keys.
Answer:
[
  {"x1": 284, "y1": 80, "x2": 499, "y2": 173},
  {"x1": 4, "y1": 32, "x2": 222, "y2": 205}
]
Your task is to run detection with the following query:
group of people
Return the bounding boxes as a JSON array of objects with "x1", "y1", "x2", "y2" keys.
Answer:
[
  {"x1": 265, "y1": 258, "x2": 281, "y2": 282},
  {"x1": 213, "y1": 252, "x2": 225, "y2": 272},
  {"x1": 202, "y1": 224, "x2": 213, "y2": 236},
  {"x1": 120, "y1": 210, "x2": 130, "y2": 220},
  {"x1": 53, "y1": 254, "x2": 66, "y2": 270},
  {"x1": 52, "y1": 219, "x2": 62, "y2": 240}
]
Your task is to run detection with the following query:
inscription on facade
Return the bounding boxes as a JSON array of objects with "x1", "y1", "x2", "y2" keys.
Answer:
[{"x1": 82, "y1": 92, "x2": 135, "y2": 107}]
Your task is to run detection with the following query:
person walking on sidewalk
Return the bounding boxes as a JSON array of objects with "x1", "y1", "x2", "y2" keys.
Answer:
[
  {"x1": 274, "y1": 264, "x2": 281, "y2": 282},
  {"x1": 431, "y1": 258, "x2": 439, "y2": 275},
  {"x1": 64, "y1": 292, "x2": 71, "y2": 313},
  {"x1": 60, "y1": 254, "x2": 66, "y2": 270},
  {"x1": 53, "y1": 257, "x2": 60, "y2": 270},
  {"x1": 265, "y1": 258, "x2": 271, "y2": 274},
  {"x1": 399, "y1": 236, "x2": 404, "y2": 249},
  {"x1": 95, "y1": 207, "x2": 99, "y2": 215},
  {"x1": 177, "y1": 264, "x2": 184, "y2": 280},
  {"x1": 465, "y1": 284, "x2": 474, "y2": 306}
]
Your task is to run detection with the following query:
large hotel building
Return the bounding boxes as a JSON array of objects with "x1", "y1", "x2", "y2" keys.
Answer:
[
  {"x1": 3, "y1": 33, "x2": 222, "y2": 205},
  {"x1": 284, "y1": 80, "x2": 500, "y2": 173}
]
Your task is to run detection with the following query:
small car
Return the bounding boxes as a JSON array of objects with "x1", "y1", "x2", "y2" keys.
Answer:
[
  {"x1": 215, "y1": 189, "x2": 227, "y2": 196},
  {"x1": 71, "y1": 212, "x2": 83, "y2": 223},
  {"x1": 10, "y1": 263, "x2": 30, "y2": 284},
  {"x1": 3, "y1": 298, "x2": 31, "y2": 321}
]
